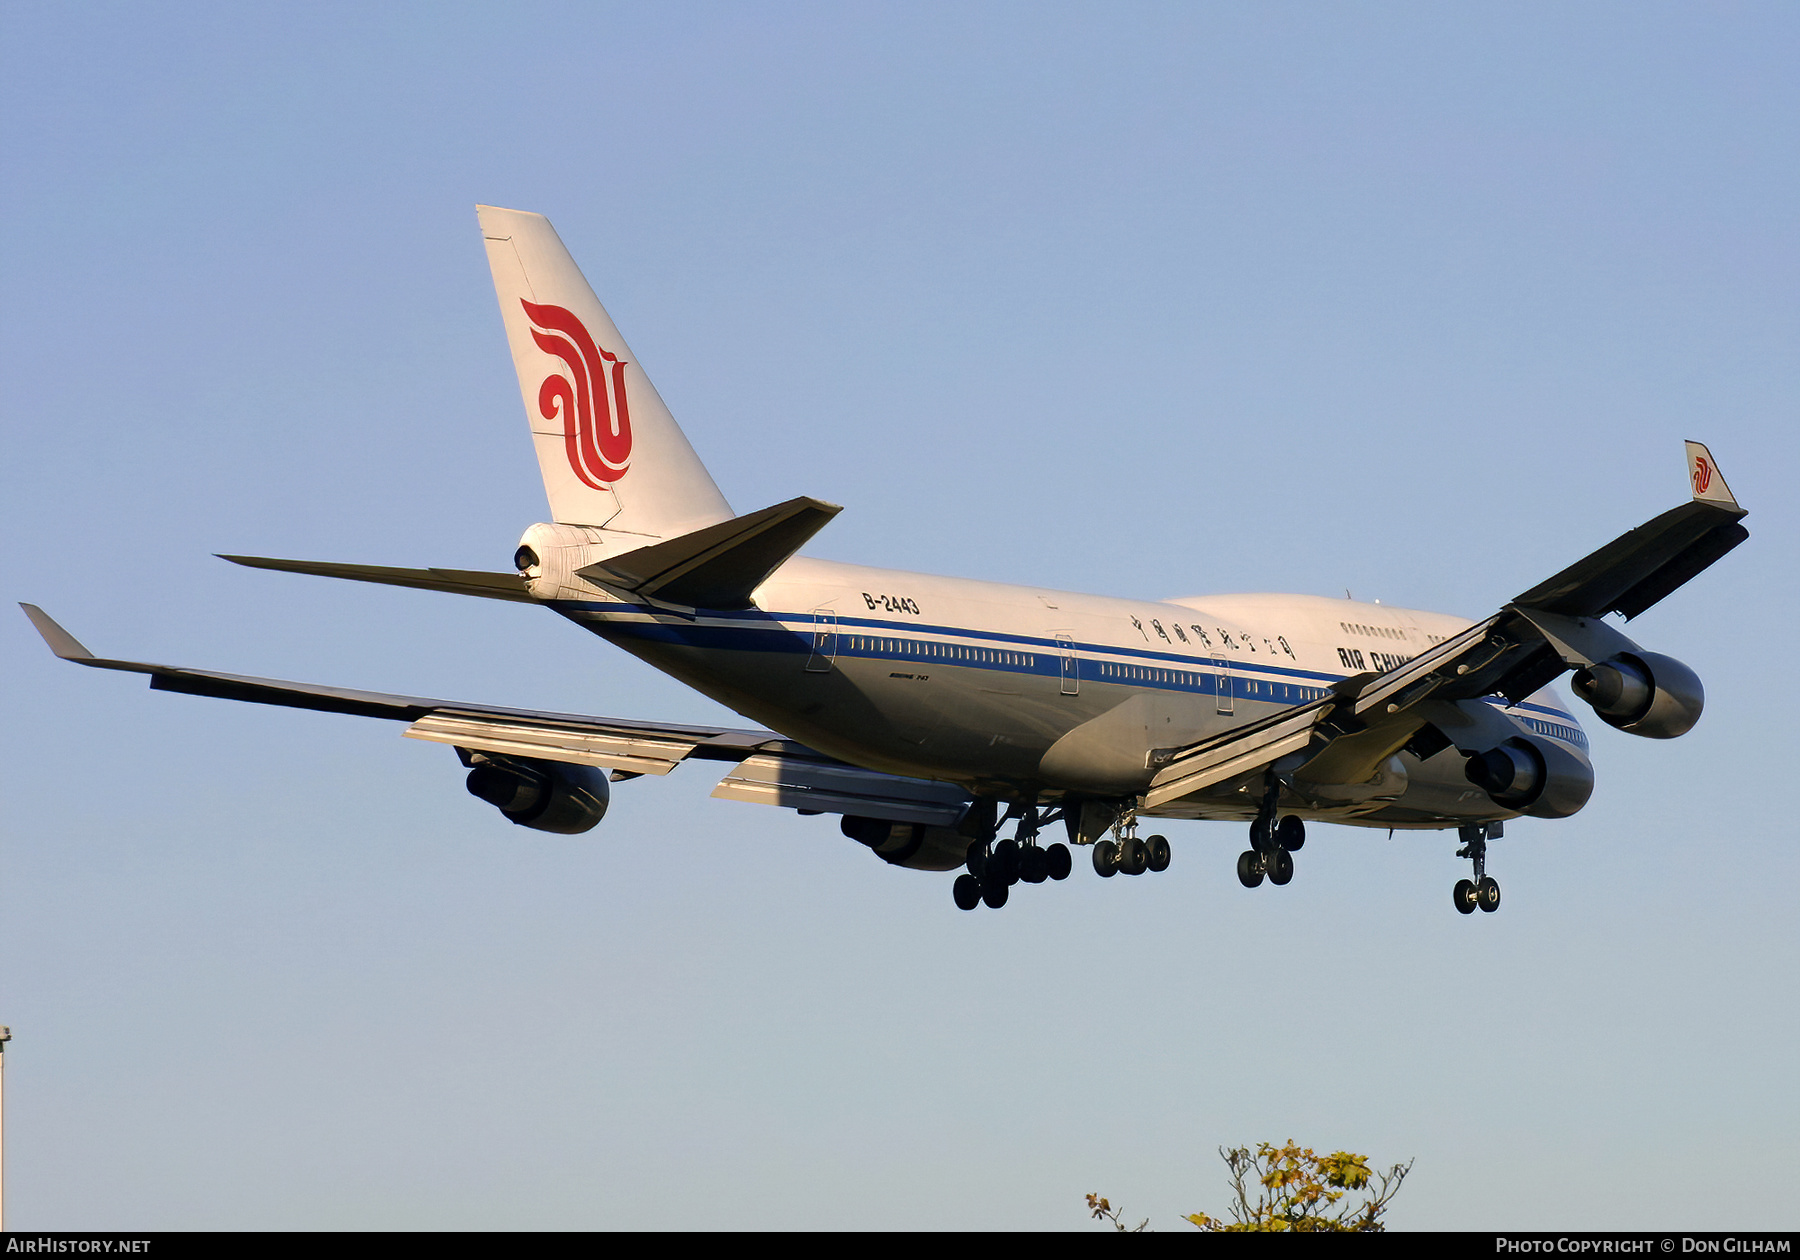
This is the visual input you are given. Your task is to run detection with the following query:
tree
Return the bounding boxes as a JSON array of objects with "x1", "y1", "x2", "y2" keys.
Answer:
[
  {"x1": 1084, "y1": 1195, "x2": 1146, "y2": 1232},
  {"x1": 1088, "y1": 1140, "x2": 1413, "y2": 1232}
]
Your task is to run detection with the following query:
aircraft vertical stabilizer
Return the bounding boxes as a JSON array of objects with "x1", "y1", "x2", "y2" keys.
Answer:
[{"x1": 477, "y1": 205, "x2": 733, "y2": 537}]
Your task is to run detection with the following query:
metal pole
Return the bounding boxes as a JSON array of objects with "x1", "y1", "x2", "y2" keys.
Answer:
[{"x1": 0, "y1": 1024, "x2": 10, "y2": 1232}]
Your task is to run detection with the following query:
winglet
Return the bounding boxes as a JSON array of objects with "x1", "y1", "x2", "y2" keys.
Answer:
[
  {"x1": 1685, "y1": 440, "x2": 1740, "y2": 512},
  {"x1": 19, "y1": 604, "x2": 96, "y2": 661}
]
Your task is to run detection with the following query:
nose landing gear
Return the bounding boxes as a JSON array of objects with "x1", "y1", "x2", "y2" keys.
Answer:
[{"x1": 1453, "y1": 823, "x2": 1503, "y2": 915}]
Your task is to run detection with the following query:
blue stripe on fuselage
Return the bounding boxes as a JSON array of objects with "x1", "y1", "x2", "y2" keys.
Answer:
[{"x1": 551, "y1": 600, "x2": 1580, "y2": 723}]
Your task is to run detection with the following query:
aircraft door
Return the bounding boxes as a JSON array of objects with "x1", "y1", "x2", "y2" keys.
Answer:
[
  {"x1": 1056, "y1": 634, "x2": 1079, "y2": 695},
  {"x1": 1216, "y1": 656, "x2": 1234, "y2": 715},
  {"x1": 805, "y1": 609, "x2": 838, "y2": 673}
]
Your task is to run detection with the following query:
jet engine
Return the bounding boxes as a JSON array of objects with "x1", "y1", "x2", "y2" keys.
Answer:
[
  {"x1": 464, "y1": 752, "x2": 610, "y2": 834},
  {"x1": 840, "y1": 816, "x2": 968, "y2": 871},
  {"x1": 1463, "y1": 736, "x2": 1594, "y2": 819},
  {"x1": 1571, "y1": 651, "x2": 1704, "y2": 740}
]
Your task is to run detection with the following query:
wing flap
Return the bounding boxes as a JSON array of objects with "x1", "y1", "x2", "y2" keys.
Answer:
[
  {"x1": 1607, "y1": 518, "x2": 1748, "y2": 620},
  {"x1": 711, "y1": 753, "x2": 969, "y2": 825},
  {"x1": 405, "y1": 710, "x2": 706, "y2": 775},
  {"x1": 1350, "y1": 615, "x2": 1505, "y2": 718},
  {"x1": 1144, "y1": 703, "x2": 1328, "y2": 810}
]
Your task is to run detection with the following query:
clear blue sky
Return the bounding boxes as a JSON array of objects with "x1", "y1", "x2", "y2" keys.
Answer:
[{"x1": 2, "y1": 1, "x2": 1795, "y2": 1230}]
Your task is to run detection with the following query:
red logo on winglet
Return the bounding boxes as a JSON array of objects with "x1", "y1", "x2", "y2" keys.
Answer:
[
  {"x1": 1692, "y1": 455, "x2": 1712, "y2": 496},
  {"x1": 521, "y1": 299, "x2": 632, "y2": 487}
]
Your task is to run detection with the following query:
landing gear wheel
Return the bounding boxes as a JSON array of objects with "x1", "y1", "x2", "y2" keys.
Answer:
[
  {"x1": 1453, "y1": 878, "x2": 1477, "y2": 914},
  {"x1": 964, "y1": 841, "x2": 987, "y2": 880},
  {"x1": 1268, "y1": 848, "x2": 1294, "y2": 886},
  {"x1": 981, "y1": 878, "x2": 1009, "y2": 909},
  {"x1": 952, "y1": 874, "x2": 982, "y2": 911},
  {"x1": 1093, "y1": 839, "x2": 1119, "y2": 877},
  {"x1": 1119, "y1": 836, "x2": 1148, "y2": 875},
  {"x1": 1237, "y1": 850, "x2": 1265, "y2": 888},
  {"x1": 1045, "y1": 842, "x2": 1072, "y2": 881},
  {"x1": 1249, "y1": 815, "x2": 1272, "y2": 849},
  {"x1": 1145, "y1": 835, "x2": 1171, "y2": 872},
  {"x1": 1019, "y1": 846, "x2": 1049, "y2": 884},
  {"x1": 990, "y1": 838, "x2": 1020, "y2": 886},
  {"x1": 1276, "y1": 815, "x2": 1306, "y2": 851},
  {"x1": 1476, "y1": 875, "x2": 1501, "y2": 912},
  {"x1": 1454, "y1": 824, "x2": 1502, "y2": 916}
]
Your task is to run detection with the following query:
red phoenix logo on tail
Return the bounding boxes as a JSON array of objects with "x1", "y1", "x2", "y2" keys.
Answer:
[
  {"x1": 1692, "y1": 455, "x2": 1713, "y2": 495},
  {"x1": 521, "y1": 299, "x2": 632, "y2": 487}
]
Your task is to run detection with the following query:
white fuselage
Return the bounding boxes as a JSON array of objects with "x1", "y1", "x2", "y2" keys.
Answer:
[{"x1": 544, "y1": 556, "x2": 1590, "y2": 830}]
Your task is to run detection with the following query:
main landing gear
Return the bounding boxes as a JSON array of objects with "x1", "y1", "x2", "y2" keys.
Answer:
[
  {"x1": 1090, "y1": 803, "x2": 1172, "y2": 879},
  {"x1": 953, "y1": 803, "x2": 1073, "y2": 911},
  {"x1": 1452, "y1": 823, "x2": 1503, "y2": 915},
  {"x1": 1237, "y1": 772, "x2": 1305, "y2": 889}
]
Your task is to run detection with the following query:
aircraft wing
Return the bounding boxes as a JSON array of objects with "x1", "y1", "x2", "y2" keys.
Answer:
[
  {"x1": 1146, "y1": 441, "x2": 1748, "y2": 811},
  {"x1": 18, "y1": 604, "x2": 969, "y2": 825}
]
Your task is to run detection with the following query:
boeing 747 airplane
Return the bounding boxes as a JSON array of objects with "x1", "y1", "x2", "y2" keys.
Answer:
[{"x1": 22, "y1": 206, "x2": 1750, "y2": 914}]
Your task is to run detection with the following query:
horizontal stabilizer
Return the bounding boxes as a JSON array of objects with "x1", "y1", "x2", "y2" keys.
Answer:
[
  {"x1": 579, "y1": 495, "x2": 841, "y2": 609},
  {"x1": 220, "y1": 555, "x2": 533, "y2": 603}
]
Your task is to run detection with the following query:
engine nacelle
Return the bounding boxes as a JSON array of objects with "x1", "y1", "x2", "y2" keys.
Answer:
[
  {"x1": 840, "y1": 816, "x2": 968, "y2": 871},
  {"x1": 1571, "y1": 651, "x2": 1703, "y2": 740},
  {"x1": 465, "y1": 754, "x2": 610, "y2": 834},
  {"x1": 1463, "y1": 736, "x2": 1593, "y2": 819}
]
